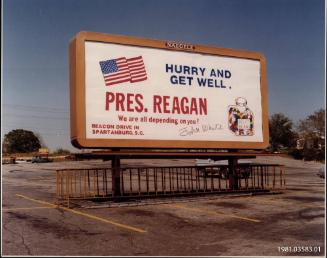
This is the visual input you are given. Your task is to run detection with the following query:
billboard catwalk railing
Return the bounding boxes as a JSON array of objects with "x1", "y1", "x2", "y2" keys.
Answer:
[{"x1": 56, "y1": 164, "x2": 285, "y2": 205}]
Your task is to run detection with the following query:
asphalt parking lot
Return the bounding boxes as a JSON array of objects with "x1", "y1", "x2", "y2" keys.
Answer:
[{"x1": 2, "y1": 156, "x2": 325, "y2": 256}]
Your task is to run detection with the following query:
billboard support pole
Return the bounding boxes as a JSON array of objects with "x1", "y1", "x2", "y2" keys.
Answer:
[
  {"x1": 228, "y1": 152, "x2": 239, "y2": 190},
  {"x1": 111, "y1": 148, "x2": 121, "y2": 198}
]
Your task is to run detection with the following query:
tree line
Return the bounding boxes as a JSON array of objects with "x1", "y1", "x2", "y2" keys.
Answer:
[
  {"x1": 2, "y1": 108, "x2": 325, "y2": 161},
  {"x1": 2, "y1": 129, "x2": 70, "y2": 155},
  {"x1": 269, "y1": 108, "x2": 325, "y2": 161}
]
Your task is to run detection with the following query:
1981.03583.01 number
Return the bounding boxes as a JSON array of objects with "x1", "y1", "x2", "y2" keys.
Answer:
[{"x1": 278, "y1": 246, "x2": 321, "y2": 253}]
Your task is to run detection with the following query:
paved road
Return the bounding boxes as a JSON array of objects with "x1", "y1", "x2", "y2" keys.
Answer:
[{"x1": 2, "y1": 157, "x2": 325, "y2": 256}]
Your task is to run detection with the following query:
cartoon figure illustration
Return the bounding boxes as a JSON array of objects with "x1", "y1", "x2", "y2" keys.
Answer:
[{"x1": 228, "y1": 97, "x2": 254, "y2": 136}]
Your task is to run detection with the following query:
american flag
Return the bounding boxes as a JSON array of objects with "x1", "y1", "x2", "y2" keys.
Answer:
[
  {"x1": 99, "y1": 56, "x2": 147, "y2": 86},
  {"x1": 99, "y1": 57, "x2": 130, "y2": 86},
  {"x1": 127, "y1": 56, "x2": 147, "y2": 83}
]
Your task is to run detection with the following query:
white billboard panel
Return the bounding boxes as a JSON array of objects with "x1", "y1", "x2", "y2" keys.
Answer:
[{"x1": 70, "y1": 32, "x2": 268, "y2": 149}]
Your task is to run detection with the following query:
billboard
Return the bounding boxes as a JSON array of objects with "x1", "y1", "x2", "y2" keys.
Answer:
[{"x1": 70, "y1": 31, "x2": 269, "y2": 149}]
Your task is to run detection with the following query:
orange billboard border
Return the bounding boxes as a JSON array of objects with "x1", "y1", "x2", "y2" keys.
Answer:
[{"x1": 70, "y1": 31, "x2": 269, "y2": 149}]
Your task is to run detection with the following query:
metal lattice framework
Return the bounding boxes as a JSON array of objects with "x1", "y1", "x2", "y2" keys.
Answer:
[{"x1": 56, "y1": 164, "x2": 285, "y2": 206}]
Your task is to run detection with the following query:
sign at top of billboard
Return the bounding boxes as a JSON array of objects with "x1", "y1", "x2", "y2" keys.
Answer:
[{"x1": 70, "y1": 32, "x2": 269, "y2": 149}]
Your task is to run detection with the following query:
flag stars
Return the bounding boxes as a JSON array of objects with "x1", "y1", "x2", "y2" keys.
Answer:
[{"x1": 100, "y1": 60, "x2": 118, "y2": 74}]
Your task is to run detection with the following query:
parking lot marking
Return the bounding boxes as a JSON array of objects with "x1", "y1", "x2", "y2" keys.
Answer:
[
  {"x1": 3, "y1": 206, "x2": 55, "y2": 211},
  {"x1": 16, "y1": 194, "x2": 147, "y2": 233},
  {"x1": 59, "y1": 208, "x2": 147, "y2": 233},
  {"x1": 166, "y1": 204, "x2": 261, "y2": 223},
  {"x1": 16, "y1": 194, "x2": 57, "y2": 207}
]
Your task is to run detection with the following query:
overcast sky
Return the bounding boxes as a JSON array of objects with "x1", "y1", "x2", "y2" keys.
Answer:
[{"x1": 2, "y1": 0, "x2": 325, "y2": 152}]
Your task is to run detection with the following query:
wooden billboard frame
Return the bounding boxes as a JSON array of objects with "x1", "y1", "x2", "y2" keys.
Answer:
[{"x1": 70, "y1": 31, "x2": 269, "y2": 149}]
